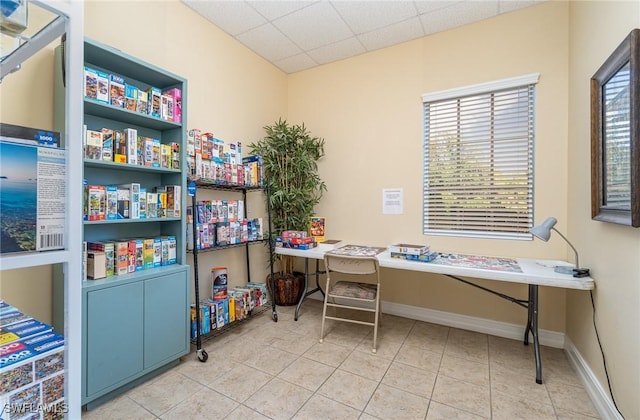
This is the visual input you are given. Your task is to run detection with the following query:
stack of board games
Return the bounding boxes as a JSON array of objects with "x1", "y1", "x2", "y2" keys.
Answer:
[
  {"x1": 0, "y1": 301, "x2": 66, "y2": 419},
  {"x1": 388, "y1": 243, "x2": 438, "y2": 262}
]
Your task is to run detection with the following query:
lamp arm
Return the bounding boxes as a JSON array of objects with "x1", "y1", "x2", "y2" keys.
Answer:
[{"x1": 551, "y1": 227, "x2": 580, "y2": 269}]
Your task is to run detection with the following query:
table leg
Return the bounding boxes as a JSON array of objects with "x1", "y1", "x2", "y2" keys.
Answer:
[
  {"x1": 524, "y1": 284, "x2": 543, "y2": 384},
  {"x1": 295, "y1": 258, "x2": 310, "y2": 321}
]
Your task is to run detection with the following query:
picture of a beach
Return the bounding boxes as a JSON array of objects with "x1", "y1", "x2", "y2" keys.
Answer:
[{"x1": 0, "y1": 141, "x2": 38, "y2": 253}]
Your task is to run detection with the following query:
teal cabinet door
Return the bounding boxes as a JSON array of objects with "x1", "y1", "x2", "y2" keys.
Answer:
[
  {"x1": 144, "y1": 270, "x2": 189, "y2": 369},
  {"x1": 86, "y1": 282, "x2": 144, "y2": 397}
]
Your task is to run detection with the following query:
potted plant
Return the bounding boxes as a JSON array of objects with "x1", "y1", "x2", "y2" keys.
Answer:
[{"x1": 249, "y1": 118, "x2": 327, "y2": 305}]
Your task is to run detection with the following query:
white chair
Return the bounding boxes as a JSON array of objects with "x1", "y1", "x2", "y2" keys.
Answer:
[{"x1": 319, "y1": 253, "x2": 381, "y2": 353}]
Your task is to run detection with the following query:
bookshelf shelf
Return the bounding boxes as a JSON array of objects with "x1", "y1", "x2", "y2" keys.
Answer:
[
  {"x1": 84, "y1": 217, "x2": 182, "y2": 225},
  {"x1": 83, "y1": 159, "x2": 181, "y2": 173},
  {"x1": 84, "y1": 99, "x2": 182, "y2": 130}
]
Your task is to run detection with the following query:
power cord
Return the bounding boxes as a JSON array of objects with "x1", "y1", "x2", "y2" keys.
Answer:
[{"x1": 590, "y1": 290, "x2": 624, "y2": 419}]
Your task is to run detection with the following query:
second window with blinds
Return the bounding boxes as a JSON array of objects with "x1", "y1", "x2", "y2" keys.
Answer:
[{"x1": 422, "y1": 73, "x2": 539, "y2": 240}]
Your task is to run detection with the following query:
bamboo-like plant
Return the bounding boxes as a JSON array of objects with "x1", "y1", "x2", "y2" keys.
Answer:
[{"x1": 249, "y1": 118, "x2": 327, "y2": 275}]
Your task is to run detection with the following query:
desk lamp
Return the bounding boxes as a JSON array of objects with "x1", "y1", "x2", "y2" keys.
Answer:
[{"x1": 530, "y1": 217, "x2": 590, "y2": 278}]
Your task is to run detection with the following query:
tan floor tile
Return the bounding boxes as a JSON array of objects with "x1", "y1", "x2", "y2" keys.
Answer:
[
  {"x1": 404, "y1": 322, "x2": 449, "y2": 353},
  {"x1": 489, "y1": 362, "x2": 553, "y2": 405},
  {"x1": 293, "y1": 393, "x2": 361, "y2": 420},
  {"x1": 555, "y1": 407, "x2": 601, "y2": 419},
  {"x1": 320, "y1": 321, "x2": 370, "y2": 350},
  {"x1": 303, "y1": 341, "x2": 352, "y2": 367},
  {"x1": 243, "y1": 345, "x2": 298, "y2": 376},
  {"x1": 426, "y1": 401, "x2": 489, "y2": 419},
  {"x1": 439, "y1": 354, "x2": 489, "y2": 386},
  {"x1": 445, "y1": 329, "x2": 489, "y2": 363},
  {"x1": 317, "y1": 369, "x2": 378, "y2": 411},
  {"x1": 82, "y1": 395, "x2": 155, "y2": 419},
  {"x1": 224, "y1": 404, "x2": 271, "y2": 419},
  {"x1": 381, "y1": 361, "x2": 437, "y2": 399},
  {"x1": 270, "y1": 330, "x2": 319, "y2": 355},
  {"x1": 395, "y1": 342, "x2": 443, "y2": 373},
  {"x1": 127, "y1": 371, "x2": 204, "y2": 417},
  {"x1": 278, "y1": 357, "x2": 335, "y2": 391},
  {"x1": 159, "y1": 387, "x2": 238, "y2": 419},
  {"x1": 488, "y1": 336, "x2": 534, "y2": 374},
  {"x1": 244, "y1": 377, "x2": 313, "y2": 419},
  {"x1": 209, "y1": 364, "x2": 273, "y2": 402},
  {"x1": 364, "y1": 383, "x2": 429, "y2": 419},
  {"x1": 339, "y1": 350, "x2": 392, "y2": 382},
  {"x1": 175, "y1": 354, "x2": 240, "y2": 386},
  {"x1": 546, "y1": 381, "x2": 600, "y2": 418},
  {"x1": 491, "y1": 389, "x2": 556, "y2": 420},
  {"x1": 355, "y1": 328, "x2": 405, "y2": 359},
  {"x1": 432, "y1": 375, "x2": 491, "y2": 418}
]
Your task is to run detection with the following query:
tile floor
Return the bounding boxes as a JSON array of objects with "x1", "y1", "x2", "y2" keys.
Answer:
[{"x1": 82, "y1": 299, "x2": 600, "y2": 419}]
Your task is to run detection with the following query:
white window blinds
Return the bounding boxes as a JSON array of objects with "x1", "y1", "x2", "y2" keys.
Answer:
[{"x1": 422, "y1": 74, "x2": 538, "y2": 239}]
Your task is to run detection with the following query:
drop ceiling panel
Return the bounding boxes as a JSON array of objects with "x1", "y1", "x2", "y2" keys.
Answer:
[
  {"x1": 183, "y1": 1, "x2": 266, "y2": 36},
  {"x1": 333, "y1": 1, "x2": 419, "y2": 34},
  {"x1": 358, "y1": 16, "x2": 425, "y2": 51},
  {"x1": 236, "y1": 23, "x2": 303, "y2": 62},
  {"x1": 273, "y1": 2, "x2": 354, "y2": 51},
  {"x1": 307, "y1": 37, "x2": 366, "y2": 65}
]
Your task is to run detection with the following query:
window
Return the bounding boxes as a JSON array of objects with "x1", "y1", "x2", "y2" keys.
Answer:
[{"x1": 422, "y1": 74, "x2": 539, "y2": 240}]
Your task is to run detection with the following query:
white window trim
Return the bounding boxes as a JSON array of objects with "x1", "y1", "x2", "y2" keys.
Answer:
[{"x1": 422, "y1": 73, "x2": 540, "y2": 103}]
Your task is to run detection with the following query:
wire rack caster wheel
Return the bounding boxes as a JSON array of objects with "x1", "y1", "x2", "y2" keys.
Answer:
[
  {"x1": 197, "y1": 349, "x2": 208, "y2": 363},
  {"x1": 272, "y1": 311, "x2": 278, "y2": 322}
]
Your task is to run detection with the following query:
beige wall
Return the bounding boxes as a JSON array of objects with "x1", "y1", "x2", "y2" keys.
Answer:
[
  {"x1": 288, "y1": 1, "x2": 571, "y2": 331},
  {"x1": 2, "y1": 1, "x2": 637, "y2": 415},
  {"x1": 568, "y1": 2, "x2": 640, "y2": 418}
]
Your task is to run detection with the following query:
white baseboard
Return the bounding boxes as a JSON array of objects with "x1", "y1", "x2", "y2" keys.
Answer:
[
  {"x1": 307, "y1": 292, "x2": 565, "y2": 348},
  {"x1": 564, "y1": 337, "x2": 623, "y2": 420}
]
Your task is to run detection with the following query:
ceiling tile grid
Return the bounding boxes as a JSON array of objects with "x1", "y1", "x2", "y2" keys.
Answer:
[{"x1": 182, "y1": 0, "x2": 544, "y2": 73}]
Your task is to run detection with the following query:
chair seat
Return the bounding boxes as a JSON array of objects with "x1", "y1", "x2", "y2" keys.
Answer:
[{"x1": 329, "y1": 281, "x2": 377, "y2": 300}]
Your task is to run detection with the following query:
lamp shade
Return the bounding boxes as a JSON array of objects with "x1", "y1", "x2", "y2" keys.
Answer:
[{"x1": 530, "y1": 217, "x2": 557, "y2": 241}]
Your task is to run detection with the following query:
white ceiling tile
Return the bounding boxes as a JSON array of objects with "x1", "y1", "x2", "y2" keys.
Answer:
[
  {"x1": 182, "y1": 0, "x2": 267, "y2": 36},
  {"x1": 498, "y1": 0, "x2": 541, "y2": 14},
  {"x1": 358, "y1": 16, "x2": 424, "y2": 51},
  {"x1": 414, "y1": 1, "x2": 462, "y2": 15},
  {"x1": 273, "y1": 1, "x2": 354, "y2": 50},
  {"x1": 419, "y1": 1, "x2": 498, "y2": 36},
  {"x1": 236, "y1": 23, "x2": 303, "y2": 62},
  {"x1": 332, "y1": 1, "x2": 418, "y2": 34},
  {"x1": 274, "y1": 53, "x2": 318, "y2": 73},
  {"x1": 248, "y1": 0, "x2": 318, "y2": 20},
  {"x1": 307, "y1": 37, "x2": 366, "y2": 64}
]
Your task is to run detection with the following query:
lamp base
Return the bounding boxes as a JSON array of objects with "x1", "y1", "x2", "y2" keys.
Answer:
[
  {"x1": 572, "y1": 268, "x2": 590, "y2": 278},
  {"x1": 554, "y1": 265, "x2": 590, "y2": 278},
  {"x1": 553, "y1": 265, "x2": 575, "y2": 275}
]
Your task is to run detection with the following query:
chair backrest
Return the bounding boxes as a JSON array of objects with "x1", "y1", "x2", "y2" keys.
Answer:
[{"x1": 324, "y1": 254, "x2": 380, "y2": 276}]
